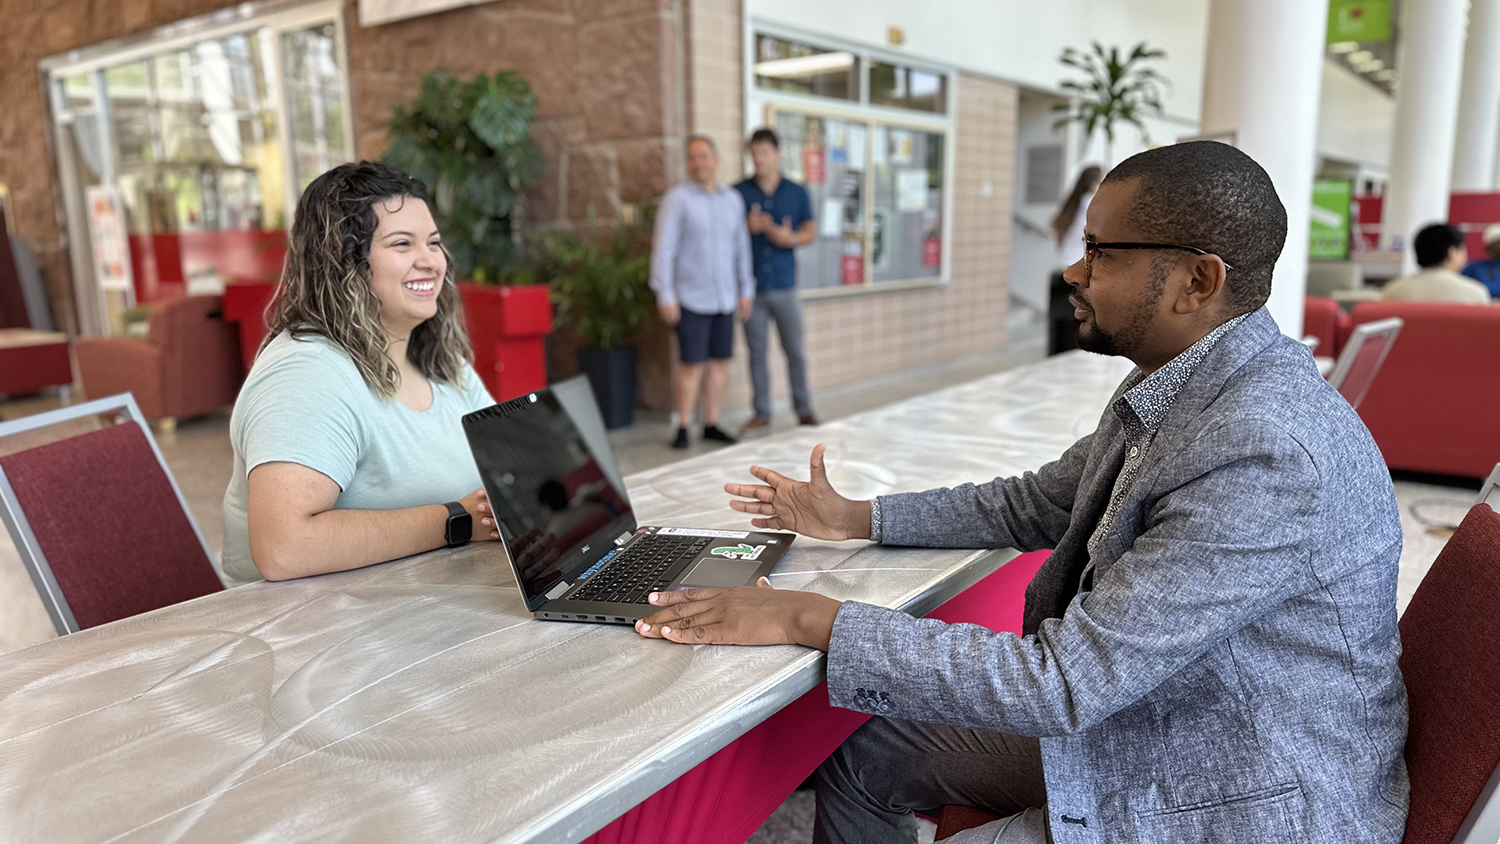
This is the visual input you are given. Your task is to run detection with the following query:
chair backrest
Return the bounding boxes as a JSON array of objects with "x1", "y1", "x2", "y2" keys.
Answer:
[
  {"x1": 1328, "y1": 316, "x2": 1402, "y2": 410},
  {"x1": 1302, "y1": 295, "x2": 1346, "y2": 357},
  {"x1": 0, "y1": 395, "x2": 223, "y2": 634},
  {"x1": 1481, "y1": 464, "x2": 1500, "y2": 512},
  {"x1": 1398, "y1": 502, "x2": 1500, "y2": 844}
]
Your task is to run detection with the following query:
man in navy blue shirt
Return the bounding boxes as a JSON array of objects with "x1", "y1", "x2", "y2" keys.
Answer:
[
  {"x1": 1462, "y1": 223, "x2": 1500, "y2": 298},
  {"x1": 735, "y1": 129, "x2": 819, "y2": 435}
]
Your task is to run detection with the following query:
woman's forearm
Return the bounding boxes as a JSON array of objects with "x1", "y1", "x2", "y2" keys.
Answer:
[{"x1": 253, "y1": 504, "x2": 450, "y2": 580}]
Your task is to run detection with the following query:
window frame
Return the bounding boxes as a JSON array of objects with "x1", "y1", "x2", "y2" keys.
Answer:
[{"x1": 746, "y1": 22, "x2": 955, "y2": 299}]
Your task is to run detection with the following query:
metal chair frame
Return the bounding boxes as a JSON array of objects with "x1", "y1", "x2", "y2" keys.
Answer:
[
  {"x1": 0, "y1": 393, "x2": 216, "y2": 635},
  {"x1": 1326, "y1": 316, "x2": 1403, "y2": 410}
]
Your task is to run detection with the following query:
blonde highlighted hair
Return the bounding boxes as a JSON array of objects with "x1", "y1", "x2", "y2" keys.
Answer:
[{"x1": 264, "y1": 161, "x2": 472, "y2": 399}]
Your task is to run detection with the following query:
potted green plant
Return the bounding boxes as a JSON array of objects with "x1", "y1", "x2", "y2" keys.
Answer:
[
  {"x1": 1053, "y1": 41, "x2": 1169, "y2": 165},
  {"x1": 384, "y1": 70, "x2": 552, "y2": 400},
  {"x1": 544, "y1": 212, "x2": 656, "y2": 428}
]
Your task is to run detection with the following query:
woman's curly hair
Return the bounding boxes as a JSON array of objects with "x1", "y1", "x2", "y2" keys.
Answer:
[{"x1": 263, "y1": 161, "x2": 472, "y2": 399}]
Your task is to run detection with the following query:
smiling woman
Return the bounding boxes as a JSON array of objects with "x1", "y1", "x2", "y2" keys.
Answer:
[{"x1": 218, "y1": 162, "x2": 503, "y2": 587}]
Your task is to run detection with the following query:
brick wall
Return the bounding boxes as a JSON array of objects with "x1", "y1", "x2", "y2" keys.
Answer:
[{"x1": 0, "y1": 0, "x2": 684, "y2": 334}]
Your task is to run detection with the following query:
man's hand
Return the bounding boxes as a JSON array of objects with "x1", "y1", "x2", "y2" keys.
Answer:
[
  {"x1": 725, "y1": 443, "x2": 872, "y2": 540},
  {"x1": 634, "y1": 577, "x2": 842, "y2": 650},
  {"x1": 747, "y1": 206, "x2": 770, "y2": 235},
  {"x1": 658, "y1": 302, "x2": 681, "y2": 326},
  {"x1": 765, "y1": 215, "x2": 797, "y2": 248},
  {"x1": 737, "y1": 296, "x2": 754, "y2": 323}
]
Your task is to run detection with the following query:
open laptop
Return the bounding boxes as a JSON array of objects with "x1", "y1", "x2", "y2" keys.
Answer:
[{"x1": 462, "y1": 376, "x2": 794, "y2": 624}]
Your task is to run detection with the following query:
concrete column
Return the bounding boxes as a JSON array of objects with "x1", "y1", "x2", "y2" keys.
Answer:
[
  {"x1": 1454, "y1": 0, "x2": 1500, "y2": 189},
  {"x1": 1200, "y1": 0, "x2": 1329, "y2": 339},
  {"x1": 1382, "y1": 0, "x2": 1469, "y2": 271}
]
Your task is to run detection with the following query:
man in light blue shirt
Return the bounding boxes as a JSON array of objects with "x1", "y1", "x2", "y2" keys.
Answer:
[{"x1": 649, "y1": 134, "x2": 755, "y2": 449}]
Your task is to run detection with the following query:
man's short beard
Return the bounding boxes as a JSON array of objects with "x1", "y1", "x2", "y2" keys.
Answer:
[{"x1": 1076, "y1": 258, "x2": 1172, "y2": 358}]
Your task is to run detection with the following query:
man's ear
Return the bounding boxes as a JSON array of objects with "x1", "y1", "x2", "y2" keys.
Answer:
[{"x1": 1175, "y1": 255, "x2": 1229, "y2": 315}]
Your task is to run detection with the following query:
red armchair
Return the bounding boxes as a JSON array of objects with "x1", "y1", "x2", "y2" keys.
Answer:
[
  {"x1": 75, "y1": 295, "x2": 244, "y2": 428},
  {"x1": 1347, "y1": 301, "x2": 1500, "y2": 479}
]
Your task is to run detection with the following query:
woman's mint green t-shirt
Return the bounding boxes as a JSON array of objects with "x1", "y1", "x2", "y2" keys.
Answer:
[{"x1": 220, "y1": 332, "x2": 495, "y2": 586}]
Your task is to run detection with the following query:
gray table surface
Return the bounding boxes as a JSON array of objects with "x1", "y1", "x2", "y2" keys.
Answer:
[{"x1": 0, "y1": 351, "x2": 1132, "y2": 844}]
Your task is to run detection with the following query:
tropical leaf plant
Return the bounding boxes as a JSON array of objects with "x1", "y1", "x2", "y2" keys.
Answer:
[
  {"x1": 383, "y1": 70, "x2": 545, "y2": 282},
  {"x1": 543, "y1": 201, "x2": 659, "y2": 350},
  {"x1": 1052, "y1": 42, "x2": 1169, "y2": 164}
]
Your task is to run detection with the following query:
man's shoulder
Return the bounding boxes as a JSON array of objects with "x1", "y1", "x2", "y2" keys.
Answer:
[{"x1": 778, "y1": 178, "x2": 811, "y2": 200}]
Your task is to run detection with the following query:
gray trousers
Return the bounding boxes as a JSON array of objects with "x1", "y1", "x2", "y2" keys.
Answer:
[
  {"x1": 814, "y1": 716, "x2": 1052, "y2": 844},
  {"x1": 745, "y1": 288, "x2": 815, "y2": 420}
]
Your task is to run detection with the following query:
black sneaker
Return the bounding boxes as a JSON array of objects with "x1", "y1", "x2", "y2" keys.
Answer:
[
  {"x1": 672, "y1": 427, "x2": 690, "y2": 449},
  {"x1": 702, "y1": 424, "x2": 738, "y2": 445}
]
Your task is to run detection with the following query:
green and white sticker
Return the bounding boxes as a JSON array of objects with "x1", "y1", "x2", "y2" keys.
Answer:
[{"x1": 710, "y1": 543, "x2": 766, "y2": 561}]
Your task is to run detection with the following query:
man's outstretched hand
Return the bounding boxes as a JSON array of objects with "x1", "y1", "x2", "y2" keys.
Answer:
[
  {"x1": 724, "y1": 443, "x2": 872, "y2": 541},
  {"x1": 635, "y1": 577, "x2": 841, "y2": 650}
]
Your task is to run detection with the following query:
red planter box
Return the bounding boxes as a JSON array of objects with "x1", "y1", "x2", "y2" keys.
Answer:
[
  {"x1": 459, "y1": 283, "x2": 554, "y2": 402},
  {"x1": 222, "y1": 281, "x2": 278, "y2": 375}
]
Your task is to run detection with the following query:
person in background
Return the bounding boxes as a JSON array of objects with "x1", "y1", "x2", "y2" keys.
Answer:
[
  {"x1": 1382, "y1": 223, "x2": 1492, "y2": 304},
  {"x1": 734, "y1": 128, "x2": 819, "y2": 436},
  {"x1": 650, "y1": 134, "x2": 756, "y2": 450},
  {"x1": 1461, "y1": 222, "x2": 1500, "y2": 298},
  {"x1": 222, "y1": 161, "x2": 501, "y2": 587},
  {"x1": 1047, "y1": 166, "x2": 1104, "y2": 354}
]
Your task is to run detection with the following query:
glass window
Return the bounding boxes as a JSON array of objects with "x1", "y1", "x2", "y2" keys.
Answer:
[
  {"x1": 773, "y1": 108, "x2": 946, "y2": 290},
  {"x1": 871, "y1": 127, "x2": 943, "y2": 282},
  {"x1": 775, "y1": 111, "x2": 868, "y2": 290},
  {"x1": 283, "y1": 24, "x2": 350, "y2": 193},
  {"x1": 869, "y1": 62, "x2": 947, "y2": 114},
  {"x1": 755, "y1": 35, "x2": 859, "y2": 101}
]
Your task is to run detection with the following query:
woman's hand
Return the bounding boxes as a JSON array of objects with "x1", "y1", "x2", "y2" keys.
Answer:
[
  {"x1": 725, "y1": 444, "x2": 872, "y2": 541},
  {"x1": 464, "y1": 487, "x2": 501, "y2": 540}
]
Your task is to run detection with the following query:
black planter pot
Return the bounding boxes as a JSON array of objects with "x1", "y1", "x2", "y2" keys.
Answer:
[{"x1": 576, "y1": 346, "x2": 637, "y2": 429}]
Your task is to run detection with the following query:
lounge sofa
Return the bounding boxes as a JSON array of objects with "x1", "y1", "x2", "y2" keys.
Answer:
[{"x1": 1343, "y1": 301, "x2": 1500, "y2": 479}]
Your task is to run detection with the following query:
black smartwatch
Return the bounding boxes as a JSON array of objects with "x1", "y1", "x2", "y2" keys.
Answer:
[{"x1": 442, "y1": 501, "x2": 473, "y2": 546}]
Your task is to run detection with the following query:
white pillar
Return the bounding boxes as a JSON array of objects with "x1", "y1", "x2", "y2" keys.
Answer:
[
  {"x1": 1454, "y1": 0, "x2": 1500, "y2": 189},
  {"x1": 1382, "y1": 0, "x2": 1469, "y2": 272},
  {"x1": 1200, "y1": 0, "x2": 1329, "y2": 340}
]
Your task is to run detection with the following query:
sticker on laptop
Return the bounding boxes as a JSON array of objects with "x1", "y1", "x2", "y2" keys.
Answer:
[
  {"x1": 710, "y1": 543, "x2": 766, "y2": 561},
  {"x1": 656, "y1": 528, "x2": 750, "y2": 539}
]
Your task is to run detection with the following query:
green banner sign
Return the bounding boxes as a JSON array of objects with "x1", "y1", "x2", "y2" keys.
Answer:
[
  {"x1": 1328, "y1": 0, "x2": 1392, "y2": 44},
  {"x1": 1310, "y1": 179, "x2": 1353, "y2": 260}
]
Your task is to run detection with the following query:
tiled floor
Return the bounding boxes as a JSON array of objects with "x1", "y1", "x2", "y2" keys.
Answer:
[{"x1": 0, "y1": 310, "x2": 1478, "y2": 843}]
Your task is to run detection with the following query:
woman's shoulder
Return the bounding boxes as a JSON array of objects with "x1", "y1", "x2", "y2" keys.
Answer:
[{"x1": 244, "y1": 332, "x2": 370, "y2": 398}]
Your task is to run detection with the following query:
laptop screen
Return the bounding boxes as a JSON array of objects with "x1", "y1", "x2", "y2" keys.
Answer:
[{"x1": 463, "y1": 381, "x2": 635, "y2": 605}]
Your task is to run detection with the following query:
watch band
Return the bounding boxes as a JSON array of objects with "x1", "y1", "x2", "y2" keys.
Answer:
[{"x1": 443, "y1": 501, "x2": 472, "y2": 546}]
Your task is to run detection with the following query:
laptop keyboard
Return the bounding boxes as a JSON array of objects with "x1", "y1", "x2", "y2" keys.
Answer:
[{"x1": 570, "y1": 535, "x2": 711, "y2": 604}]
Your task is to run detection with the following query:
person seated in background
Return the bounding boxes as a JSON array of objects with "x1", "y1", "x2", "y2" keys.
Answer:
[
  {"x1": 634, "y1": 142, "x2": 1408, "y2": 843},
  {"x1": 220, "y1": 161, "x2": 501, "y2": 586},
  {"x1": 1382, "y1": 222, "x2": 1492, "y2": 304},
  {"x1": 1461, "y1": 222, "x2": 1500, "y2": 298}
]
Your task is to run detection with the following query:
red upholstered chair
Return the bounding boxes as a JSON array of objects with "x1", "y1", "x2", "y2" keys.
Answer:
[
  {"x1": 74, "y1": 294, "x2": 243, "y2": 429},
  {"x1": 1326, "y1": 316, "x2": 1402, "y2": 410},
  {"x1": 0, "y1": 394, "x2": 223, "y2": 634},
  {"x1": 1399, "y1": 495, "x2": 1500, "y2": 844},
  {"x1": 1302, "y1": 295, "x2": 1349, "y2": 357}
]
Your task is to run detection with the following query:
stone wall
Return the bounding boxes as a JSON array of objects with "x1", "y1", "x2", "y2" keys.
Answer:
[{"x1": 0, "y1": 0, "x2": 685, "y2": 334}]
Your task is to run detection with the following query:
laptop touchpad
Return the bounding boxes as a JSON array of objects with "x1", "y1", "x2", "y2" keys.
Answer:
[{"x1": 680, "y1": 558, "x2": 760, "y2": 588}]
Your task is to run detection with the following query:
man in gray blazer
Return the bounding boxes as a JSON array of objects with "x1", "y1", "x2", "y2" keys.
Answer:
[{"x1": 634, "y1": 142, "x2": 1408, "y2": 843}]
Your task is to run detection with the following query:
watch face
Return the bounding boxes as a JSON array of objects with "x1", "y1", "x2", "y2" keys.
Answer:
[{"x1": 449, "y1": 511, "x2": 473, "y2": 545}]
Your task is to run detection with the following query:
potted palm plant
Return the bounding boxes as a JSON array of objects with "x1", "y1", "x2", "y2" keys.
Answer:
[
  {"x1": 1052, "y1": 41, "x2": 1169, "y2": 165},
  {"x1": 544, "y1": 212, "x2": 656, "y2": 428},
  {"x1": 384, "y1": 70, "x2": 552, "y2": 400}
]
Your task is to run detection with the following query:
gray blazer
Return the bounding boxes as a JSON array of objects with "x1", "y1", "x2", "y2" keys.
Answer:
[{"x1": 826, "y1": 308, "x2": 1409, "y2": 843}]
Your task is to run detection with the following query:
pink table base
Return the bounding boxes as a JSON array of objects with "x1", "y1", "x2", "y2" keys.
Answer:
[{"x1": 583, "y1": 549, "x2": 1050, "y2": 844}]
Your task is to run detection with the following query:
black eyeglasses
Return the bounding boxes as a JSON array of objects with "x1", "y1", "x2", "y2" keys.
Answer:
[{"x1": 1082, "y1": 237, "x2": 1234, "y2": 278}]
